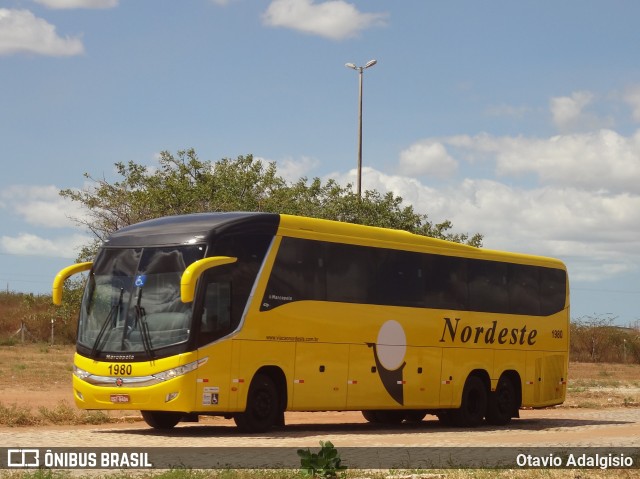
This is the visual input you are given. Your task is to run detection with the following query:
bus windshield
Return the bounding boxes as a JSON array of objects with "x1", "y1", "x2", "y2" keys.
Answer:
[{"x1": 78, "y1": 245, "x2": 206, "y2": 356}]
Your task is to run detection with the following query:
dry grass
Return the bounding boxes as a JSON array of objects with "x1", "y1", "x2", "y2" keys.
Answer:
[
  {"x1": 564, "y1": 362, "x2": 640, "y2": 409},
  {"x1": 0, "y1": 344, "x2": 116, "y2": 426},
  {"x1": 0, "y1": 344, "x2": 73, "y2": 389}
]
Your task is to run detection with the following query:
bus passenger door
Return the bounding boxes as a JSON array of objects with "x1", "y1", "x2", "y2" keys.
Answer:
[{"x1": 292, "y1": 342, "x2": 348, "y2": 410}]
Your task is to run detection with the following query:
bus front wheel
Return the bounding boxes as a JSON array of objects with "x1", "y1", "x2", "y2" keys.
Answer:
[
  {"x1": 361, "y1": 410, "x2": 405, "y2": 424},
  {"x1": 141, "y1": 410, "x2": 182, "y2": 429},
  {"x1": 452, "y1": 375, "x2": 487, "y2": 427},
  {"x1": 234, "y1": 373, "x2": 280, "y2": 433}
]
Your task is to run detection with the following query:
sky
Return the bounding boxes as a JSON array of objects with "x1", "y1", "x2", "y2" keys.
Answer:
[{"x1": 1, "y1": 0, "x2": 639, "y2": 326}]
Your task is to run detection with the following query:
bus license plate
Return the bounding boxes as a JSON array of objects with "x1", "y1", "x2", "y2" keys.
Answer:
[{"x1": 110, "y1": 394, "x2": 130, "y2": 404}]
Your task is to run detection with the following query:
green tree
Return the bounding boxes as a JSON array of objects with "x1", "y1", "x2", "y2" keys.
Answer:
[{"x1": 61, "y1": 149, "x2": 482, "y2": 259}]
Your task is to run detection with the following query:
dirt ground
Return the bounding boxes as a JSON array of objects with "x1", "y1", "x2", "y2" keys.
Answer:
[
  {"x1": 1, "y1": 344, "x2": 640, "y2": 450},
  {"x1": 2, "y1": 346, "x2": 640, "y2": 409}
]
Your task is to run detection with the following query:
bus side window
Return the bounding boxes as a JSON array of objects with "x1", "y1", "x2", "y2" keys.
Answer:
[
  {"x1": 197, "y1": 272, "x2": 232, "y2": 346},
  {"x1": 424, "y1": 255, "x2": 468, "y2": 310},
  {"x1": 325, "y1": 243, "x2": 373, "y2": 304},
  {"x1": 540, "y1": 267, "x2": 567, "y2": 316},
  {"x1": 468, "y1": 259, "x2": 509, "y2": 314},
  {"x1": 509, "y1": 264, "x2": 540, "y2": 315}
]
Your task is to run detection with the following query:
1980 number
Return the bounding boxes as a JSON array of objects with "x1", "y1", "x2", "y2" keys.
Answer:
[
  {"x1": 108, "y1": 364, "x2": 132, "y2": 376},
  {"x1": 551, "y1": 330, "x2": 563, "y2": 339}
]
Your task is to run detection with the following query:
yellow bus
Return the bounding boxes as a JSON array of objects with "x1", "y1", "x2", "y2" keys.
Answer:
[{"x1": 53, "y1": 212, "x2": 569, "y2": 432}]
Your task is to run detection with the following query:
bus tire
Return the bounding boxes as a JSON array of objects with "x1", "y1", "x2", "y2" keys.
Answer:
[
  {"x1": 361, "y1": 410, "x2": 379, "y2": 423},
  {"x1": 361, "y1": 410, "x2": 405, "y2": 424},
  {"x1": 486, "y1": 376, "x2": 516, "y2": 426},
  {"x1": 404, "y1": 410, "x2": 427, "y2": 423},
  {"x1": 234, "y1": 373, "x2": 279, "y2": 433},
  {"x1": 436, "y1": 410, "x2": 455, "y2": 426},
  {"x1": 141, "y1": 411, "x2": 182, "y2": 429},
  {"x1": 452, "y1": 375, "x2": 487, "y2": 427}
]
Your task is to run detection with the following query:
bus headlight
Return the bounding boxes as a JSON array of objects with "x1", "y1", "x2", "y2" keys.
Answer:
[
  {"x1": 73, "y1": 365, "x2": 91, "y2": 380},
  {"x1": 152, "y1": 358, "x2": 204, "y2": 382}
]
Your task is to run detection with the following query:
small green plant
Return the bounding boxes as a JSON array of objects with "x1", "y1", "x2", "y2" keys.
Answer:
[{"x1": 297, "y1": 440, "x2": 347, "y2": 478}]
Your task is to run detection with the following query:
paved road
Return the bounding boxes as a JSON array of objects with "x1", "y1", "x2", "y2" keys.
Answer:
[{"x1": 2, "y1": 408, "x2": 640, "y2": 448}]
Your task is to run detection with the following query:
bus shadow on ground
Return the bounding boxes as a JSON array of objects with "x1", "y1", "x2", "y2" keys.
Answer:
[{"x1": 102, "y1": 415, "x2": 633, "y2": 439}]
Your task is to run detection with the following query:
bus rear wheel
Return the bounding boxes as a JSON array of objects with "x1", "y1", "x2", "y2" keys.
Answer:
[
  {"x1": 486, "y1": 376, "x2": 517, "y2": 425},
  {"x1": 234, "y1": 373, "x2": 280, "y2": 433},
  {"x1": 404, "y1": 410, "x2": 427, "y2": 423},
  {"x1": 436, "y1": 410, "x2": 455, "y2": 426},
  {"x1": 451, "y1": 375, "x2": 487, "y2": 427},
  {"x1": 141, "y1": 410, "x2": 182, "y2": 429}
]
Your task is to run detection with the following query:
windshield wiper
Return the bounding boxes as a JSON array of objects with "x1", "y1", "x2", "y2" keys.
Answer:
[
  {"x1": 91, "y1": 288, "x2": 124, "y2": 358},
  {"x1": 135, "y1": 288, "x2": 155, "y2": 360}
]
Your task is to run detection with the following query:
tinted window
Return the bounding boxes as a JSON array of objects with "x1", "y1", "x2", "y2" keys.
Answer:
[
  {"x1": 468, "y1": 260, "x2": 509, "y2": 314},
  {"x1": 261, "y1": 237, "x2": 325, "y2": 310},
  {"x1": 540, "y1": 267, "x2": 567, "y2": 316},
  {"x1": 261, "y1": 237, "x2": 566, "y2": 316},
  {"x1": 212, "y1": 234, "x2": 273, "y2": 326},
  {"x1": 424, "y1": 255, "x2": 468, "y2": 310},
  {"x1": 197, "y1": 266, "x2": 233, "y2": 346},
  {"x1": 325, "y1": 243, "x2": 373, "y2": 303},
  {"x1": 374, "y1": 249, "x2": 426, "y2": 307},
  {"x1": 509, "y1": 264, "x2": 541, "y2": 315}
]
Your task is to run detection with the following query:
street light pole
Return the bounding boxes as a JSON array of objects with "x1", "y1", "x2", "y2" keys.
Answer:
[{"x1": 345, "y1": 59, "x2": 377, "y2": 198}]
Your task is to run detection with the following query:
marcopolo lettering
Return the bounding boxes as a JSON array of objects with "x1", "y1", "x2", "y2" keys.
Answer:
[{"x1": 439, "y1": 317, "x2": 537, "y2": 346}]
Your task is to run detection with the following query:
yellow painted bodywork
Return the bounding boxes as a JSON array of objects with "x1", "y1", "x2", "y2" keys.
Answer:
[
  {"x1": 52, "y1": 262, "x2": 92, "y2": 306},
  {"x1": 73, "y1": 352, "x2": 198, "y2": 411},
  {"x1": 69, "y1": 214, "x2": 569, "y2": 415}
]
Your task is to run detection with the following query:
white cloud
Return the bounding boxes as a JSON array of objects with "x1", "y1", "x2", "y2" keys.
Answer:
[
  {"x1": 551, "y1": 91, "x2": 592, "y2": 130},
  {"x1": 0, "y1": 9, "x2": 84, "y2": 56},
  {"x1": 398, "y1": 140, "x2": 458, "y2": 178},
  {"x1": 262, "y1": 0, "x2": 387, "y2": 40},
  {"x1": 443, "y1": 129, "x2": 640, "y2": 193},
  {"x1": 0, "y1": 232, "x2": 88, "y2": 259},
  {"x1": 275, "y1": 156, "x2": 320, "y2": 182},
  {"x1": 0, "y1": 185, "x2": 88, "y2": 228},
  {"x1": 34, "y1": 0, "x2": 118, "y2": 8},
  {"x1": 550, "y1": 91, "x2": 613, "y2": 132}
]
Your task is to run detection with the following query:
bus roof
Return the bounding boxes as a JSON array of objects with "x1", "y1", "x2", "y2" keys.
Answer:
[
  {"x1": 102, "y1": 212, "x2": 565, "y2": 270},
  {"x1": 104, "y1": 212, "x2": 280, "y2": 247}
]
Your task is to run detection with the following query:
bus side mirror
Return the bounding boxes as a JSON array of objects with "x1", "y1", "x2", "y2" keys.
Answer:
[
  {"x1": 52, "y1": 262, "x2": 93, "y2": 306},
  {"x1": 181, "y1": 256, "x2": 238, "y2": 303}
]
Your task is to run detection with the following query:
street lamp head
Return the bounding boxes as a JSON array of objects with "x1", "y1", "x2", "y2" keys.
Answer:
[
  {"x1": 345, "y1": 63, "x2": 357, "y2": 70},
  {"x1": 364, "y1": 59, "x2": 377, "y2": 69}
]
